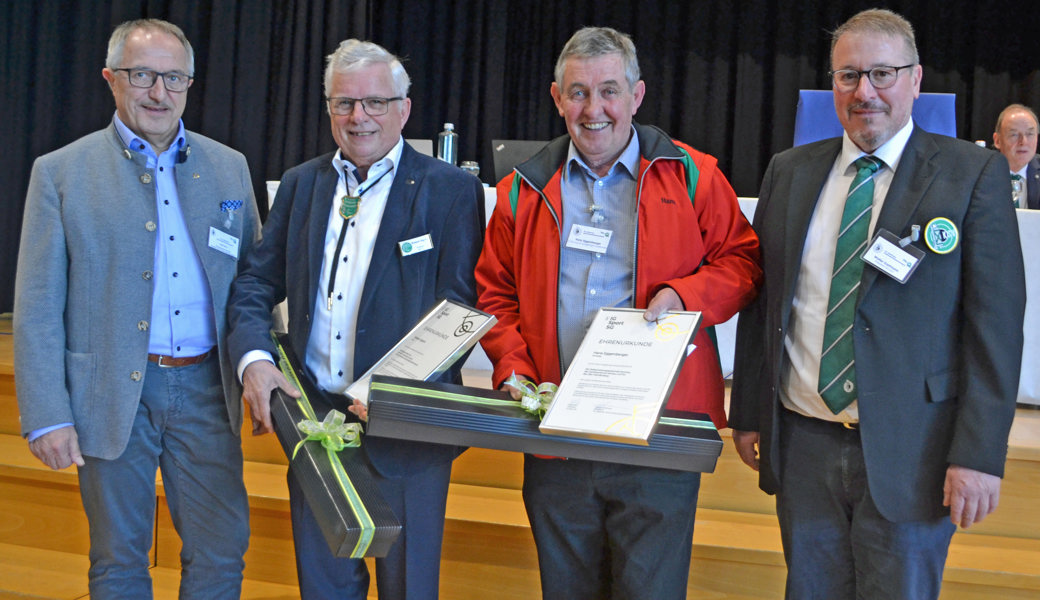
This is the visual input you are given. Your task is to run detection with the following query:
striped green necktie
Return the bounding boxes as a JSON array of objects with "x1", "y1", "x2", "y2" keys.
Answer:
[
  {"x1": 818, "y1": 155, "x2": 882, "y2": 414},
  {"x1": 1011, "y1": 173, "x2": 1023, "y2": 208}
]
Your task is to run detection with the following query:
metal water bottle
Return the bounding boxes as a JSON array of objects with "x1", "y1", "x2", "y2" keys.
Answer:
[{"x1": 437, "y1": 123, "x2": 458, "y2": 166}]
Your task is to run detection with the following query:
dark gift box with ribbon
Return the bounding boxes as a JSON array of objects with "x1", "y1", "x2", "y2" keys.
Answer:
[
  {"x1": 366, "y1": 375, "x2": 723, "y2": 473},
  {"x1": 270, "y1": 336, "x2": 401, "y2": 558}
]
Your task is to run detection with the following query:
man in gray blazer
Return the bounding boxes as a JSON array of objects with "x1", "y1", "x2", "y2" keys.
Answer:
[
  {"x1": 13, "y1": 19, "x2": 258, "y2": 599},
  {"x1": 992, "y1": 103, "x2": 1040, "y2": 209},
  {"x1": 731, "y1": 9, "x2": 1025, "y2": 599}
]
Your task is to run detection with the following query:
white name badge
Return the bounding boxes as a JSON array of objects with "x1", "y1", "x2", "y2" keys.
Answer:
[
  {"x1": 565, "y1": 224, "x2": 612, "y2": 254},
  {"x1": 862, "y1": 228, "x2": 924, "y2": 284},
  {"x1": 208, "y1": 226, "x2": 240, "y2": 259},
  {"x1": 399, "y1": 233, "x2": 434, "y2": 256}
]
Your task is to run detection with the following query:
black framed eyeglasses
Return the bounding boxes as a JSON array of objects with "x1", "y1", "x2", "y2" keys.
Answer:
[
  {"x1": 829, "y1": 64, "x2": 914, "y2": 92},
  {"x1": 326, "y1": 96, "x2": 404, "y2": 116},
  {"x1": 114, "y1": 68, "x2": 193, "y2": 92}
]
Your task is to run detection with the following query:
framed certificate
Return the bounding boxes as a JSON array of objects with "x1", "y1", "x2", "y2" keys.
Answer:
[
  {"x1": 539, "y1": 308, "x2": 701, "y2": 445},
  {"x1": 346, "y1": 299, "x2": 497, "y2": 405}
]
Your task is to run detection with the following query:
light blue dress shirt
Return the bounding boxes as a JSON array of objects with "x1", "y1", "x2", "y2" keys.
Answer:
[
  {"x1": 113, "y1": 115, "x2": 217, "y2": 357},
  {"x1": 556, "y1": 130, "x2": 640, "y2": 373}
]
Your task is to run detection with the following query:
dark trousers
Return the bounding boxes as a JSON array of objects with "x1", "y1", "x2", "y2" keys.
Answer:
[
  {"x1": 522, "y1": 455, "x2": 701, "y2": 600},
  {"x1": 777, "y1": 408, "x2": 956, "y2": 599},
  {"x1": 289, "y1": 455, "x2": 452, "y2": 600}
]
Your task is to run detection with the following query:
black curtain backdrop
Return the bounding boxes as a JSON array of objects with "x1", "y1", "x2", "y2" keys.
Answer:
[{"x1": 2, "y1": 0, "x2": 1039, "y2": 312}]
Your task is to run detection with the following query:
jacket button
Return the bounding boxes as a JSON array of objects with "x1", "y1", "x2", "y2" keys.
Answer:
[
  {"x1": 137, "y1": 320, "x2": 149, "y2": 331},
  {"x1": 145, "y1": 221, "x2": 157, "y2": 232},
  {"x1": 140, "y1": 173, "x2": 153, "y2": 184},
  {"x1": 130, "y1": 371, "x2": 142, "y2": 381},
  {"x1": 142, "y1": 270, "x2": 153, "y2": 280}
]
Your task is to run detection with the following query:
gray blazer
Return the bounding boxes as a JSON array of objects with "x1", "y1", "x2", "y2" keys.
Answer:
[
  {"x1": 731, "y1": 127, "x2": 1025, "y2": 522},
  {"x1": 14, "y1": 122, "x2": 261, "y2": 459}
]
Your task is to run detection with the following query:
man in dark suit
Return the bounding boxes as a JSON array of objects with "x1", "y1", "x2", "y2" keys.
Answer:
[
  {"x1": 226, "y1": 40, "x2": 484, "y2": 599},
  {"x1": 731, "y1": 9, "x2": 1025, "y2": 599},
  {"x1": 992, "y1": 103, "x2": 1040, "y2": 209}
]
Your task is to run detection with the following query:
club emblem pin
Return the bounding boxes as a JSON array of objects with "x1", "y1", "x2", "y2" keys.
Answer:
[{"x1": 924, "y1": 217, "x2": 958, "y2": 254}]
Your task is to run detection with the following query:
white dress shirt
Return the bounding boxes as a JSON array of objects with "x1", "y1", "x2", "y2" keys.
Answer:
[
  {"x1": 304, "y1": 140, "x2": 402, "y2": 392},
  {"x1": 780, "y1": 119, "x2": 914, "y2": 422},
  {"x1": 237, "y1": 138, "x2": 404, "y2": 392}
]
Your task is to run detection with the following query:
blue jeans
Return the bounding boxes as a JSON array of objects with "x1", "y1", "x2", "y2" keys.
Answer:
[
  {"x1": 777, "y1": 408, "x2": 955, "y2": 600},
  {"x1": 522, "y1": 456, "x2": 701, "y2": 600},
  {"x1": 78, "y1": 354, "x2": 249, "y2": 599}
]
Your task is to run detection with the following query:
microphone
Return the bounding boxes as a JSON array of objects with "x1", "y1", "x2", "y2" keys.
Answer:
[{"x1": 177, "y1": 145, "x2": 191, "y2": 164}]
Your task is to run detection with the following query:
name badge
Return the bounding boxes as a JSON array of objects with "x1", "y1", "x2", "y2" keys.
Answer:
[
  {"x1": 565, "y1": 224, "x2": 612, "y2": 254},
  {"x1": 208, "y1": 226, "x2": 240, "y2": 259},
  {"x1": 399, "y1": 233, "x2": 434, "y2": 256},
  {"x1": 862, "y1": 228, "x2": 924, "y2": 284}
]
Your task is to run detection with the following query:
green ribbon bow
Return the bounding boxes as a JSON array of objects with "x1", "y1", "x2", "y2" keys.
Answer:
[
  {"x1": 504, "y1": 372, "x2": 558, "y2": 419},
  {"x1": 292, "y1": 409, "x2": 363, "y2": 459}
]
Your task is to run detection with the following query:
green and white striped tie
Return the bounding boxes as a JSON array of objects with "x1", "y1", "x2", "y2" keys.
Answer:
[{"x1": 818, "y1": 155, "x2": 881, "y2": 414}]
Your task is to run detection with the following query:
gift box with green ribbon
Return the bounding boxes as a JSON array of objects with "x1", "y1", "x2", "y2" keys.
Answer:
[
  {"x1": 270, "y1": 335, "x2": 401, "y2": 558},
  {"x1": 365, "y1": 375, "x2": 722, "y2": 473}
]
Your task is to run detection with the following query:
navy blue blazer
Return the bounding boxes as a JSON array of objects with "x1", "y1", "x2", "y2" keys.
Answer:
[{"x1": 227, "y1": 142, "x2": 485, "y2": 476}]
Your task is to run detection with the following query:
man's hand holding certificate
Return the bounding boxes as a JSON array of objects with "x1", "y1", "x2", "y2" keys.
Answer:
[{"x1": 539, "y1": 307, "x2": 702, "y2": 444}]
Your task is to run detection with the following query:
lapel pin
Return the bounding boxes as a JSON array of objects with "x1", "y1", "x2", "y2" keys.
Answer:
[{"x1": 924, "y1": 218, "x2": 958, "y2": 254}]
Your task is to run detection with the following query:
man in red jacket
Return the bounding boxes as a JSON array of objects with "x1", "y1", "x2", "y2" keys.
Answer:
[{"x1": 475, "y1": 26, "x2": 761, "y2": 600}]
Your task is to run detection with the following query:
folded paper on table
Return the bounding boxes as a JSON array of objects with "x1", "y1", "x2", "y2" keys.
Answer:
[
  {"x1": 365, "y1": 375, "x2": 722, "y2": 473},
  {"x1": 270, "y1": 334, "x2": 400, "y2": 558}
]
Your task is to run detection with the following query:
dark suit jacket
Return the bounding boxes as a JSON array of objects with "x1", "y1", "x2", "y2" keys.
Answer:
[
  {"x1": 730, "y1": 127, "x2": 1025, "y2": 522},
  {"x1": 227, "y1": 142, "x2": 484, "y2": 477},
  {"x1": 1027, "y1": 154, "x2": 1040, "y2": 210}
]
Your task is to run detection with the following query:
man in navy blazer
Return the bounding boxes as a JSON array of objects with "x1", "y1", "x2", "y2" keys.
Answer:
[
  {"x1": 731, "y1": 9, "x2": 1025, "y2": 599},
  {"x1": 15, "y1": 19, "x2": 258, "y2": 598},
  {"x1": 226, "y1": 39, "x2": 484, "y2": 599},
  {"x1": 992, "y1": 103, "x2": 1040, "y2": 209}
]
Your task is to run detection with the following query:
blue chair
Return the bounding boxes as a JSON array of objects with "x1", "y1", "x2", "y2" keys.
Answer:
[{"x1": 792, "y1": 89, "x2": 957, "y2": 146}]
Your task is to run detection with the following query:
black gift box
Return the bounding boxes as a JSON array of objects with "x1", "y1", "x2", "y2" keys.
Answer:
[
  {"x1": 270, "y1": 337, "x2": 401, "y2": 558},
  {"x1": 366, "y1": 375, "x2": 722, "y2": 473}
]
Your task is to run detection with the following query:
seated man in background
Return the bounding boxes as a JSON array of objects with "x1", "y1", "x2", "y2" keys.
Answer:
[{"x1": 993, "y1": 103, "x2": 1039, "y2": 208}]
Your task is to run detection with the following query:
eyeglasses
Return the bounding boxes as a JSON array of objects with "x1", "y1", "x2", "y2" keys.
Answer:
[
  {"x1": 114, "y1": 68, "x2": 193, "y2": 92},
  {"x1": 326, "y1": 96, "x2": 404, "y2": 116},
  {"x1": 829, "y1": 64, "x2": 914, "y2": 92}
]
